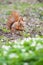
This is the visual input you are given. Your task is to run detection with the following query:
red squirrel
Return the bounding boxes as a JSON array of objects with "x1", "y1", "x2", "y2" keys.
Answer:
[{"x1": 6, "y1": 11, "x2": 24, "y2": 33}]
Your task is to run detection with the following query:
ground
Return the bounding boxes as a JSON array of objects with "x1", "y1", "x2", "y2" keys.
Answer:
[{"x1": 0, "y1": 2, "x2": 43, "y2": 40}]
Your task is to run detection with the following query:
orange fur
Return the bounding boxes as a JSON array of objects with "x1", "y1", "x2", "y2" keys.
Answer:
[{"x1": 6, "y1": 11, "x2": 24, "y2": 33}]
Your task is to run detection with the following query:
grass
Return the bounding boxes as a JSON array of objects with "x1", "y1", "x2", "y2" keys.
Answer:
[
  {"x1": 0, "y1": 2, "x2": 43, "y2": 20},
  {"x1": 0, "y1": 38, "x2": 43, "y2": 65},
  {"x1": 33, "y1": 3, "x2": 43, "y2": 8}
]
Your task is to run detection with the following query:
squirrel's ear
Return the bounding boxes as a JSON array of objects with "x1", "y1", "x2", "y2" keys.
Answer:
[
  {"x1": 19, "y1": 17, "x2": 24, "y2": 22},
  {"x1": 20, "y1": 17, "x2": 23, "y2": 21}
]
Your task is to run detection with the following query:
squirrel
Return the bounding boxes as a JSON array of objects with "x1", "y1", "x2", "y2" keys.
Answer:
[{"x1": 6, "y1": 11, "x2": 24, "y2": 33}]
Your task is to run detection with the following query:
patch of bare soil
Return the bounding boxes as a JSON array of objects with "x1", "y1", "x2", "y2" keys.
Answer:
[{"x1": 0, "y1": 23, "x2": 24, "y2": 40}]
